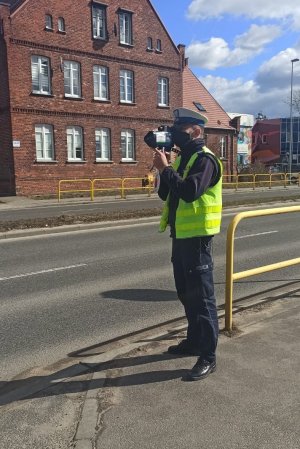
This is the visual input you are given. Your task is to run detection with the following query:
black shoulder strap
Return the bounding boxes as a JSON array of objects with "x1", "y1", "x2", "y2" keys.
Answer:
[{"x1": 196, "y1": 149, "x2": 221, "y2": 187}]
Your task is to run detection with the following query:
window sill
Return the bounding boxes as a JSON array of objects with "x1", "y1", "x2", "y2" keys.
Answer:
[
  {"x1": 44, "y1": 27, "x2": 54, "y2": 32},
  {"x1": 157, "y1": 105, "x2": 170, "y2": 109},
  {"x1": 66, "y1": 160, "x2": 87, "y2": 163},
  {"x1": 119, "y1": 42, "x2": 134, "y2": 48},
  {"x1": 155, "y1": 49, "x2": 162, "y2": 54},
  {"x1": 35, "y1": 160, "x2": 58, "y2": 164},
  {"x1": 30, "y1": 92, "x2": 54, "y2": 98},
  {"x1": 220, "y1": 157, "x2": 228, "y2": 161},
  {"x1": 146, "y1": 48, "x2": 154, "y2": 52},
  {"x1": 93, "y1": 99, "x2": 111, "y2": 104},
  {"x1": 120, "y1": 160, "x2": 137, "y2": 164},
  {"x1": 93, "y1": 36, "x2": 108, "y2": 42},
  {"x1": 119, "y1": 101, "x2": 136, "y2": 106},
  {"x1": 57, "y1": 30, "x2": 66, "y2": 35},
  {"x1": 95, "y1": 160, "x2": 113, "y2": 164},
  {"x1": 64, "y1": 96, "x2": 84, "y2": 101}
]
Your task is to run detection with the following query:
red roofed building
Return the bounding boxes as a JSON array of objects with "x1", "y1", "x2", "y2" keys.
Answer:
[{"x1": 182, "y1": 59, "x2": 238, "y2": 176}]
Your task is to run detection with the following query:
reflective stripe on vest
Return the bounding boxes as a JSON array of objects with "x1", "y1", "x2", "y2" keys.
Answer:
[{"x1": 159, "y1": 146, "x2": 223, "y2": 238}]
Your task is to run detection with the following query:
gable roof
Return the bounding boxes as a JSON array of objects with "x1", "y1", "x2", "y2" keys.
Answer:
[
  {"x1": 0, "y1": 0, "x2": 23, "y2": 11},
  {"x1": 183, "y1": 66, "x2": 234, "y2": 130}
]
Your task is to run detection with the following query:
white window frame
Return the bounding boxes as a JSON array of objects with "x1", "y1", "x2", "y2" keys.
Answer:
[
  {"x1": 93, "y1": 65, "x2": 109, "y2": 100},
  {"x1": 45, "y1": 14, "x2": 53, "y2": 30},
  {"x1": 120, "y1": 70, "x2": 134, "y2": 103},
  {"x1": 64, "y1": 61, "x2": 81, "y2": 98},
  {"x1": 95, "y1": 128, "x2": 111, "y2": 161},
  {"x1": 35, "y1": 124, "x2": 54, "y2": 161},
  {"x1": 121, "y1": 129, "x2": 135, "y2": 161},
  {"x1": 58, "y1": 17, "x2": 65, "y2": 32},
  {"x1": 67, "y1": 126, "x2": 83, "y2": 161},
  {"x1": 147, "y1": 37, "x2": 153, "y2": 50},
  {"x1": 31, "y1": 55, "x2": 51, "y2": 95},
  {"x1": 92, "y1": 4, "x2": 107, "y2": 40},
  {"x1": 158, "y1": 77, "x2": 169, "y2": 106},
  {"x1": 119, "y1": 11, "x2": 132, "y2": 45},
  {"x1": 220, "y1": 136, "x2": 227, "y2": 159},
  {"x1": 156, "y1": 39, "x2": 162, "y2": 52}
]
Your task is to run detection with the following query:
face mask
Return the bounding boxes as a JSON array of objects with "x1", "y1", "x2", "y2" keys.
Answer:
[{"x1": 172, "y1": 128, "x2": 192, "y2": 148}]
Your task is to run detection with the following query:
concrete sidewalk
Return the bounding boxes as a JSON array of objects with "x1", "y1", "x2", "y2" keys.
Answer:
[{"x1": 0, "y1": 296, "x2": 299, "y2": 449}]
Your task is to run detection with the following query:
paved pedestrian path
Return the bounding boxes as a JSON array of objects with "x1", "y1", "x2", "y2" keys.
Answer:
[{"x1": 0, "y1": 296, "x2": 299, "y2": 449}]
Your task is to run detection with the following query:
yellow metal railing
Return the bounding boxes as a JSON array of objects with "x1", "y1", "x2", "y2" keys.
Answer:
[
  {"x1": 91, "y1": 178, "x2": 123, "y2": 201},
  {"x1": 58, "y1": 177, "x2": 154, "y2": 201},
  {"x1": 58, "y1": 179, "x2": 93, "y2": 202},
  {"x1": 58, "y1": 172, "x2": 299, "y2": 201},
  {"x1": 225, "y1": 205, "x2": 300, "y2": 331}
]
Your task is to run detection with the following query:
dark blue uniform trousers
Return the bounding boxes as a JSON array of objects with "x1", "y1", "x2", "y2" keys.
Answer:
[{"x1": 171, "y1": 236, "x2": 218, "y2": 362}]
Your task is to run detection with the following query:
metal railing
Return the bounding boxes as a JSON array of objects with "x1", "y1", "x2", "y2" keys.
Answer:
[
  {"x1": 58, "y1": 172, "x2": 299, "y2": 201},
  {"x1": 223, "y1": 172, "x2": 300, "y2": 190},
  {"x1": 58, "y1": 179, "x2": 93, "y2": 202},
  {"x1": 58, "y1": 177, "x2": 154, "y2": 201},
  {"x1": 225, "y1": 205, "x2": 300, "y2": 331}
]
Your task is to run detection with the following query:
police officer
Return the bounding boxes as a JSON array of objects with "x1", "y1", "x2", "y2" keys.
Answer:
[{"x1": 151, "y1": 108, "x2": 223, "y2": 381}]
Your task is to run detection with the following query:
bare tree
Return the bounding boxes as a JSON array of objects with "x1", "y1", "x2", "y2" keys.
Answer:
[
  {"x1": 283, "y1": 89, "x2": 300, "y2": 115},
  {"x1": 291, "y1": 90, "x2": 300, "y2": 115}
]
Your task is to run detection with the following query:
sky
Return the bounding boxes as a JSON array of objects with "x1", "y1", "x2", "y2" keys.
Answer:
[{"x1": 150, "y1": 0, "x2": 300, "y2": 119}]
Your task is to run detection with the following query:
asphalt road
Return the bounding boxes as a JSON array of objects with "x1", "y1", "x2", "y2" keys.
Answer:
[{"x1": 1, "y1": 208, "x2": 299, "y2": 381}]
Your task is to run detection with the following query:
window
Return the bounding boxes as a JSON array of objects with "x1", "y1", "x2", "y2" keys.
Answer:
[
  {"x1": 93, "y1": 65, "x2": 108, "y2": 100},
  {"x1": 158, "y1": 77, "x2": 169, "y2": 106},
  {"x1": 120, "y1": 70, "x2": 134, "y2": 103},
  {"x1": 45, "y1": 14, "x2": 53, "y2": 30},
  {"x1": 121, "y1": 129, "x2": 135, "y2": 160},
  {"x1": 156, "y1": 39, "x2": 162, "y2": 52},
  {"x1": 92, "y1": 4, "x2": 107, "y2": 40},
  {"x1": 67, "y1": 126, "x2": 83, "y2": 160},
  {"x1": 64, "y1": 61, "x2": 81, "y2": 98},
  {"x1": 31, "y1": 56, "x2": 51, "y2": 95},
  {"x1": 35, "y1": 125, "x2": 54, "y2": 161},
  {"x1": 119, "y1": 11, "x2": 132, "y2": 45},
  {"x1": 147, "y1": 37, "x2": 153, "y2": 50},
  {"x1": 58, "y1": 17, "x2": 65, "y2": 32},
  {"x1": 262, "y1": 134, "x2": 267, "y2": 144},
  {"x1": 220, "y1": 137, "x2": 227, "y2": 159},
  {"x1": 95, "y1": 128, "x2": 111, "y2": 160},
  {"x1": 193, "y1": 102, "x2": 206, "y2": 112}
]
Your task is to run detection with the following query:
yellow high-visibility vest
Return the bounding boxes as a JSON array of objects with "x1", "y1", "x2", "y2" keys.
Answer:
[{"x1": 159, "y1": 146, "x2": 223, "y2": 238}]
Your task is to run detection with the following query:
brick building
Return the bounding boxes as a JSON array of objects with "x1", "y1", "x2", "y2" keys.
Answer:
[
  {"x1": 251, "y1": 118, "x2": 281, "y2": 166},
  {"x1": 0, "y1": 0, "x2": 183, "y2": 195},
  {"x1": 0, "y1": 0, "x2": 238, "y2": 197}
]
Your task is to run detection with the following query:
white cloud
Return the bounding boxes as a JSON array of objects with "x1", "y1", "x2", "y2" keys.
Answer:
[
  {"x1": 187, "y1": 0, "x2": 300, "y2": 29},
  {"x1": 186, "y1": 24, "x2": 282, "y2": 69},
  {"x1": 199, "y1": 66, "x2": 300, "y2": 118}
]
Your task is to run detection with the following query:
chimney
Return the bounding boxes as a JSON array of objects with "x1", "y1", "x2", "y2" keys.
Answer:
[{"x1": 177, "y1": 43, "x2": 186, "y2": 69}]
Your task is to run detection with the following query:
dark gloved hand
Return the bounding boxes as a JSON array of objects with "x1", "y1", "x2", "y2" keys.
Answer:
[{"x1": 144, "y1": 131, "x2": 157, "y2": 148}]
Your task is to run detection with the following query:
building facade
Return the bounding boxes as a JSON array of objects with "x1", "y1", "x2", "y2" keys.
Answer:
[
  {"x1": 228, "y1": 113, "x2": 254, "y2": 167},
  {"x1": 251, "y1": 117, "x2": 300, "y2": 171},
  {"x1": 0, "y1": 0, "x2": 183, "y2": 195}
]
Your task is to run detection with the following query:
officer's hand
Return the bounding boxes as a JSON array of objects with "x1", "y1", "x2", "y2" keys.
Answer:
[{"x1": 152, "y1": 148, "x2": 169, "y2": 173}]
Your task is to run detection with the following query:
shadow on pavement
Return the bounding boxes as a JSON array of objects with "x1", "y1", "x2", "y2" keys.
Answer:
[
  {"x1": 0, "y1": 352, "x2": 186, "y2": 406},
  {"x1": 101, "y1": 288, "x2": 177, "y2": 302}
]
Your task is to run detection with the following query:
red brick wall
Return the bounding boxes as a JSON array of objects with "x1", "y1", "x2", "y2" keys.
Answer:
[
  {"x1": 4, "y1": 0, "x2": 183, "y2": 195},
  {"x1": 205, "y1": 129, "x2": 237, "y2": 175}
]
